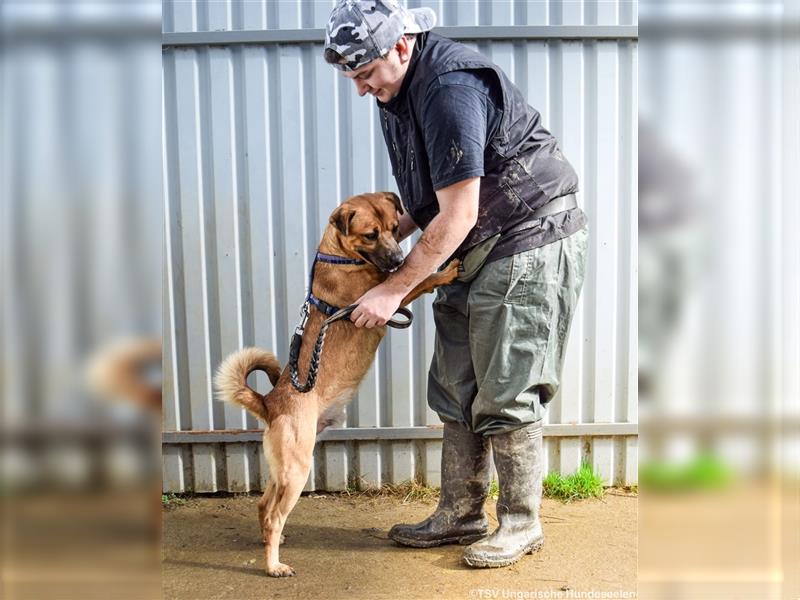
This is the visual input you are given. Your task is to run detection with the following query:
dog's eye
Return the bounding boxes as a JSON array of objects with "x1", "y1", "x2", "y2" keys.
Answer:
[{"x1": 364, "y1": 231, "x2": 379, "y2": 242}]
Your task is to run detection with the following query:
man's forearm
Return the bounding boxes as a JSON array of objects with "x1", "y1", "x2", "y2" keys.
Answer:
[
  {"x1": 382, "y1": 211, "x2": 472, "y2": 295},
  {"x1": 397, "y1": 211, "x2": 419, "y2": 242}
]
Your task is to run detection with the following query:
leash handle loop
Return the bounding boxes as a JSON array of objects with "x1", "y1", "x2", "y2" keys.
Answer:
[
  {"x1": 325, "y1": 304, "x2": 413, "y2": 329},
  {"x1": 386, "y1": 307, "x2": 413, "y2": 329}
]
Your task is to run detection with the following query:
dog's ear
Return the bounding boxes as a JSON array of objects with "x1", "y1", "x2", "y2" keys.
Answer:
[
  {"x1": 383, "y1": 192, "x2": 404, "y2": 215},
  {"x1": 330, "y1": 205, "x2": 356, "y2": 235}
]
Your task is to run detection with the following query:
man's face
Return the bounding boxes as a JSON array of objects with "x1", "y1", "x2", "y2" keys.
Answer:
[{"x1": 341, "y1": 47, "x2": 406, "y2": 103}]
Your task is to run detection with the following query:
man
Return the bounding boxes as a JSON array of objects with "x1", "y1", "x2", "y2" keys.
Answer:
[{"x1": 324, "y1": 0, "x2": 587, "y2": 568}]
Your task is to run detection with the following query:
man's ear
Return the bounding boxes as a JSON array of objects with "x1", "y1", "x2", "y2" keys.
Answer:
[
  {"x1": 330, "y1": 205, "x2": 356, "y2": 235},
  {"x1": 395, "y1": 35, "x2": 413, "y2": 63},
  {"x1": 384, "y1": 192, "x2": 404, "y2": 215}
]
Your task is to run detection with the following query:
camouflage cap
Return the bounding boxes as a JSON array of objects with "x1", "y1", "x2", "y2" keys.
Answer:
[{"x1": 324, "y1": 0, "x2": 436, "y2": 72}]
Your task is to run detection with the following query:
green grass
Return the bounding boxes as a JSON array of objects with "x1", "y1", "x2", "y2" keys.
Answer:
[
  {"x1": 342, "y1": 466, "x2": 608, "y2": 505},
  {"x1": 161, "y1": 493, "x2": 188, "y2": 507},
  {"x1": 542, "y1": 463, "x2": 605, "y2": 502},
  {"x1": 640, "y1": 454, "x2": 734, "y2": 492},
  {"x1": 488, "y1": 479, "x2": 500, "y2": 500}
]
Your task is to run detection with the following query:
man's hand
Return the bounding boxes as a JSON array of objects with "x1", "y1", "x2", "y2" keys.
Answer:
[
  {"x1": 350, "y1": 284, "x2": 405, "y2": 328},
  {"x1": 351, "y1": 177, "x2": 480, "y2": 329}
]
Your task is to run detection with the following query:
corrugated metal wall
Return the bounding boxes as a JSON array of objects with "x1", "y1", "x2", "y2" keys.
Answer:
[
  {"x1": 637, "y1": 7, "x2": 799, "y2": 471},
  {"x1": 2, "y1": 8, "x2": 162, "y2": 492},
  {"x1": 162, "y1": 0, "x2": 638, "y2": 31},
  {"x1": 162, "y1": 0, "x2": 639, "y2": 492}
]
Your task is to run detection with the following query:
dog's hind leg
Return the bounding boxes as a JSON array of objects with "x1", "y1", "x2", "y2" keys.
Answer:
[
  {"x1": 258, "y1": 480, "x2": 287, "y2": 546},
  {"x1": 262, "y1": 423, "x2": 315, "y2": 577},
  {"x1": 257, "y1": 480, "x2": 275, "y2": 541},
  {"x1": 263, "y1": 464, "x2": 312, "y2": 577}
]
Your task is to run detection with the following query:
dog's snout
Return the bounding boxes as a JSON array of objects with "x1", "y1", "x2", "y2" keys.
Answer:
[
  {"x1": 372, "y1": 243, "x2": 405, "y2": 273},
  {"x1": 387, "y1": 253, "x2": 405, "y2": 273},
  {"x1": 382, "y1": 239, "x2": 405, "y2": 272}
]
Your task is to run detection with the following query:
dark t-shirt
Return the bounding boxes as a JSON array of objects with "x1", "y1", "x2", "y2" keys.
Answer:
[
  {"x1": 416, "y1": 67, "x2": 585, "y2": 263},
  {"x1": 421, "y1": 69, "x2": 502, "y2": 190}
]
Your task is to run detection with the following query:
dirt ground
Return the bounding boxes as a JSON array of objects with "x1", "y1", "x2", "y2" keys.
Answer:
[{"x1": 162, "y1": 491, "x2": 637, "y2": 600}]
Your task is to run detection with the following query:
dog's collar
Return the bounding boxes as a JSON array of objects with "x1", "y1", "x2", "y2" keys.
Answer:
[
  {"x1": 304, "y1": 251, "x2": 366, "y2": 318},
  {"x1": 315, "y1": 251, "x2": 365, "y2": 266}
]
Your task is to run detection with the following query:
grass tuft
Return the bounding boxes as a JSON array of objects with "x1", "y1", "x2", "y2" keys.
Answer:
[
  {"x1": 340, "y1": 466, "x2": 609, "y2": 505},
  {"x1": 161, "y1": 493, "x2": 188, "y2": 507},
  {"x1": 343, "y1": 478, "x2": 440, "y2": 504},
  {"x1": 488, "y1": 479, "x2": 500, "y2": 500},
  {"x1": 542, "y1": 463, "x2": 605, "y2": 502},
  {"x1": 640, "y1": 454, "x2": 733, "y2": 492}
]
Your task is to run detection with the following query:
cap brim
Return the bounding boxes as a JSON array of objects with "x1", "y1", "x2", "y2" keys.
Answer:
[{"x1": 405, "y1": 7, "x2": 436, "y2": 34}]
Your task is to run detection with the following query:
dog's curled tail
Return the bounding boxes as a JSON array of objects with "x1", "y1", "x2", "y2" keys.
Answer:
[{"x1": 214, "y1": 347, "x2": 281, "y2": 422}]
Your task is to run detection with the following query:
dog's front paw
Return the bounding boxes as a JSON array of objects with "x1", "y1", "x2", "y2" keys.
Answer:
[
  {"x1": 266, "y1": 562, "x2": 296, "y2": 577},
  {"x1": 440, "y1": 259, "x2": 461, "y2": 283}
]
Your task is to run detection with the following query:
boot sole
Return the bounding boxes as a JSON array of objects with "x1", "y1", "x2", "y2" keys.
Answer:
[
  {"x1": 389, "y1": 532, "x2": 487, "y2": 549},
  {"x1": 462, "y1": 537, "x2": 544, "y2": 568}
]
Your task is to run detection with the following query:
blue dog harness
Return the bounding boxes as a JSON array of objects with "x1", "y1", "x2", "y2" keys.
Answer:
[{"x1": 287, "y1": 251, "x2": 413, "y2": 392}]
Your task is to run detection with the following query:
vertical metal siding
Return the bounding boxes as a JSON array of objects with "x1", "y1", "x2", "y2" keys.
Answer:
[
  {"x1": 162, "y1": 0, "x2": 639, "y2": 32},
  {"x1": 637, "y1": 16, "x2": 797, "y2": 480},
  {"x1": 162, "y1": 3, "x2": 638, "y2": 492},
  {"x1": 3, "y1": 41, "x2": 162, "y2": 415},
  {"x1": 2, "y1": 26, "x2": 162, "y2": 489}
]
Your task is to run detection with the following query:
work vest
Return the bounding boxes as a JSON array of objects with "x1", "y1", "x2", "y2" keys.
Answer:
[{"x1": 379, "y1": 33, "x2": 580, "y2": 259}]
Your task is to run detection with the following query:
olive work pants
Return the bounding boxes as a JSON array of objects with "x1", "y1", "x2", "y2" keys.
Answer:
[{"x1": 428, "y1": 227, "x2": 588, "y2": 435}]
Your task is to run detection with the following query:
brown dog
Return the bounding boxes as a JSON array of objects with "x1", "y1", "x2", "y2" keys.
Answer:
[{"x1": 215, "y1": 191, "x2": 458, "y2": 577}]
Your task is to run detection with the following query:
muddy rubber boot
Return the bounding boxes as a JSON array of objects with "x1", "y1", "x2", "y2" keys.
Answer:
[
  {"x1": 462, "y1": 421, "x2": 545, "y2": 568},
  {"x1": 388, "y1": 421, "x2": 490, "y2": 548}
]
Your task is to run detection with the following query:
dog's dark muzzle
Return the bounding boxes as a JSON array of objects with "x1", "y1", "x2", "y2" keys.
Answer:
[
  {"x1": 359, "y1": 248, "x2": 405, "y2": 273},
  {"x1": 379, "y1": 252, "x2": 405, "y2": 273}
]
